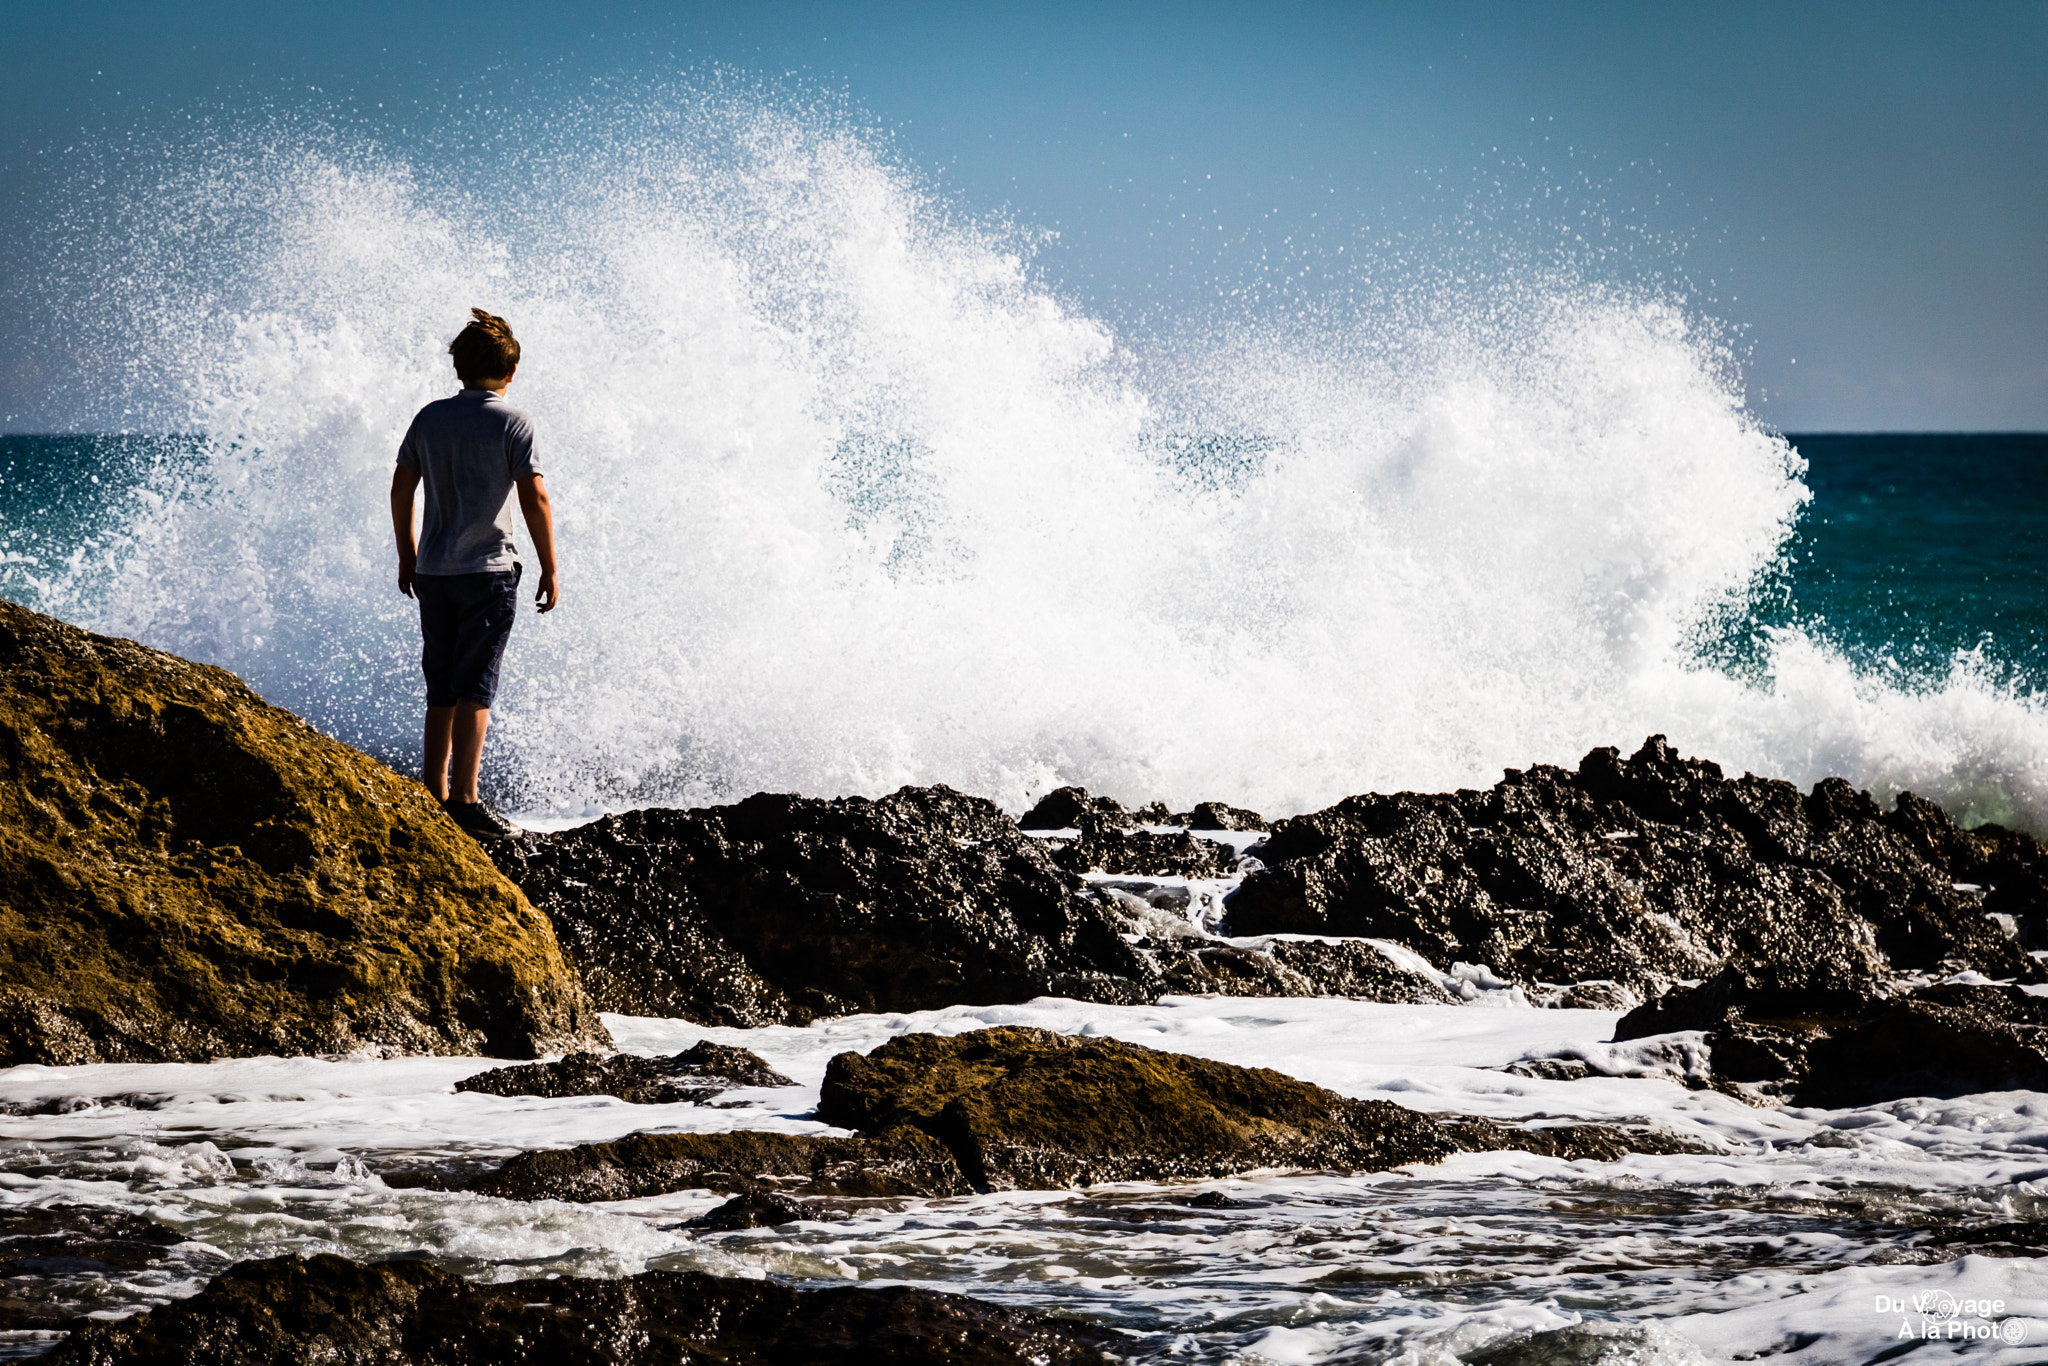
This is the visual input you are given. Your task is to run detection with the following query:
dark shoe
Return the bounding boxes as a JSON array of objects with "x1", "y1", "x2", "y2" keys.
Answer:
[{"x1": 443, "y1": 800, "x2": 523, "y2": 840}]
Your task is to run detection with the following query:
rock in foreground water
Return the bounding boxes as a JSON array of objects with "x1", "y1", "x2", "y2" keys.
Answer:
[
  {"x1": 454, "y1": 1040, "x2": 794, "y2": 1105},
  {"x1": 0, "y1": 602, "x2": 606, "y2": 1065},
  {"x1": 1225, "y1": 735, "x2": 2043, "y2": 999},
  {"x1": 45, "y1": 1252, "x2": 1125, "y2": 1364},
  {"x1": 480, "y1": 1027, "x2": 1694, "y2": 1203},
  {"x1": 1613, "y1": 965, "x2": 2048, "y2": 1106},
  {"x1": 476, "y1": 1127, "x2": 971, "y2": 1201},
  {"x1": 819, "y1": 1027, "x2": 1459, "y2": 1189}
]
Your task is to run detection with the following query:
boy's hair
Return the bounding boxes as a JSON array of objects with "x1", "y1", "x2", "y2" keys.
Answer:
[{"x1": 449, "y1": 308, "x2": 521, "y2": 382}]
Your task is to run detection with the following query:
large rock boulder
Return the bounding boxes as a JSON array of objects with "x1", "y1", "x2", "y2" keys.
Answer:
[
  {"x1": 1224, "y1": 735, "x2": 2040, "y2": 999},
  {"x1": 45, "y1": 1253, "x2": 1125, "y2": 1365},
  {"x1": 488, "y1": 788, "x2": 1156, "y2": 1026},
  {"x1": 815, "y1": 1027, "x2": 1460, "y2": 1189},
  {"x1": 1613, "y1": 966, "x2": 2048, "y2": 1106},
  {"x1": 0, "y1": 601, "x2": 605, "y2": 1064}
]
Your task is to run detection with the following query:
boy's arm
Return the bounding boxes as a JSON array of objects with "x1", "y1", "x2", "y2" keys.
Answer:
[
  {"x1": 390, "y1": 466, "x2": 423, "y2": 598},
  {"x1": 515, "y1": 473, "x2": 559, "y2": 613}
]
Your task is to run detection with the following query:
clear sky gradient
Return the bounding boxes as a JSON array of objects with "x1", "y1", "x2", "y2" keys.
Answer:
[{"x1": 3, "y1": 0, "x2": 2043, "y2": 430}]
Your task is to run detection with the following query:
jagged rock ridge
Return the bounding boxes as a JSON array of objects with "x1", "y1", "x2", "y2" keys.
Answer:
[{"x1": 1224, "y1": 734, "x2": 2043, "y2": 1000}]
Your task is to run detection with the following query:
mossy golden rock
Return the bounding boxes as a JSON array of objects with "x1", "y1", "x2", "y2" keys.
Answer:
[
  {"x1": 818, "y1": 1026, "x2": 1461, "y2": 1189},
  {"x1": 0, "y1": 600, "x2": 608, "y2": 1064}
]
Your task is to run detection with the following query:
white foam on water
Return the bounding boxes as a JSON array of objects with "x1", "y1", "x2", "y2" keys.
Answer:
[
  {"x1": 16, "y1": 85, "x2": 2045, "y2": 829},
  {"x1": 7, "y1": 997, "x2": 2048, "y2": 1359}
]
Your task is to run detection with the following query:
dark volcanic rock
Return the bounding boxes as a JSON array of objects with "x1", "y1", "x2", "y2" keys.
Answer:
[
  {"x1": 1440, "y1": 1116, "x2": 1711, "y2": 1161},
  {"x1": 1613, "y1": 966, "x2": 2048, "y2": 1105},
  {"x1": 1225, "y1": 735, "x2": 2041, "y2": 998},
  {"x1": 1187, "y1": 801, "x2": 1268, "y2": 832},
  {"x1": 45, "y1": 1252, "x2": 1125, "y2": 1365},
  {"x1": 1050, "y1": 820, "x2": 1233, "y2": 878},
  {"x1": 684, "y1": 1190, "x2": 812, "y2": 1230},
  {"x1": 454, "y1": 1041, "x2": 794, "y2": 1105},
  {"x1": 488, "y1": 787, "x2": 1152, "y2": 1027},
  {"x1": 1018, "y1": 786, "x2": 1130, "y2": 830},
  {"x1": 818, "y1": 1027, "x2": 1460, "y2": 1190},
  {"x1": 475, "y1": 1128, "x2": 972, "y2": 1202},
  {"x1": 0, "y1": 600, "x2": 606, "y2": 1066},
  {"x1": 1148, "y1": 938, "x2": 1454, "y2": 1004},
  {"x1": 1019, "y1": 788, "x2": 1267, "y2": 832}
]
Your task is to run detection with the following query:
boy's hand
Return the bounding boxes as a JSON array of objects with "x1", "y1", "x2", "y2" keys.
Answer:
[
  {"x1": 397, "y1": 555, "x2": 417, "y2": 599},
  {"x1": 515, "y1": 474, "x2": 559, "y2": 615}
]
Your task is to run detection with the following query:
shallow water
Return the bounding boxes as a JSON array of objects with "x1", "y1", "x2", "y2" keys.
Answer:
[{"x1": 4, "y1": 992, "x2": 2047, "y2": 1363}]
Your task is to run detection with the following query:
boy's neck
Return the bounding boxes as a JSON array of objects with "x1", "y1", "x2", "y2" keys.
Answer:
[{"x1": 462, "y1": 377, "x2": 513, "y2": 395}]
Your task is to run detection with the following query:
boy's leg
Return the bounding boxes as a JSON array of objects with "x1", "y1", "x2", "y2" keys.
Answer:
[
  {"x1": 424, "y1": 706, "x2": 456, "y2": 801},
  {"x1": 448, "y1": 702, "x2": 491, "y2": 804},
  {"x1": 433, "y1": 568, "x2": 522, "y2": 838},
  {"x1": 417, "y1": 575, "x2": 461, "y2": 798}
]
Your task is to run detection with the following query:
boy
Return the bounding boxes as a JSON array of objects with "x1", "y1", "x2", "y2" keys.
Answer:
[{"x1": 389, "y1": 308, "x2": 559, "y2": 840}]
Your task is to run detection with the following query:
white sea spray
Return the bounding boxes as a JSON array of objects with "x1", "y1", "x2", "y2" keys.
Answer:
[{"x1": 14, "y1": 85, "x2": 2046, "y2": 830}]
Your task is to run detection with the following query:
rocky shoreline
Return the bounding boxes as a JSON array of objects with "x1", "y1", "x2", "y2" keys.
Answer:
[{"x1": 5, "y1": 598, "x2": 2048, "y2": 1361}]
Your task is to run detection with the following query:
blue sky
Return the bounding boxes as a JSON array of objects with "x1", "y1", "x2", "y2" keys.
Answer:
[{"x1": 3, "y1": 0, "x2": 2044, "y2": 430}]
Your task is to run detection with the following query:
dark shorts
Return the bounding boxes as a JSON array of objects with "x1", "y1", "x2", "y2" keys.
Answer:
[{"x1": 416, "y1": 566, "x2": 521, "y2": 708}]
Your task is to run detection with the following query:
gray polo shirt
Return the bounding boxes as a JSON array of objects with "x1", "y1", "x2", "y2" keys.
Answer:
[{"x1": 396, "y1": 389, "x2": 541, "y2": 575}]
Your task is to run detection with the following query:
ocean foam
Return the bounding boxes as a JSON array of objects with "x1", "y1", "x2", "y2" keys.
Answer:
[
  {"x1": 8, "y1": 997, "x2": 2048, "y2": 1359},
  {"x1": 17, "y1": 87, "x2": 2048, "y2": 828}
]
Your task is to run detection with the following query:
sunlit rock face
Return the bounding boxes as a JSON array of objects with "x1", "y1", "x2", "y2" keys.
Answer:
[{"x1": 0, "y1": 600, "x2": 607, "y2": 1065}]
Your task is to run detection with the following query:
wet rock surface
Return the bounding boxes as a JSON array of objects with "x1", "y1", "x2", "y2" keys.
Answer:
[
  {"x1": 1224, "y1": 734, "x2": 2044, "y2": 999},
  {"x1": 0, "y1": 601, "x2": 606, "y2": 1066},
  {"x1": 1613, "y1": 964, "x2": 2048, "y2": 1106},
  {"x1": 818, "y1": 1028, "x2": 1691, "y2": 1188},
  {"x1": 818, "y1": 1027, "x2": 1463, "y2": 1190},
  {"x1": 455, "y1": 1041, "x2": 795, "y2": 1105},
  {"x1": 44, "y1": 1252, "x2": 1126, "y2": 1365},
  {"x1": 1439, "y1": 1116, "x2": 1712, "y2": 1161},
  {"x1": 474, "y1": 1127, "x2": 972, "y2": 1202},
  {"x1": 682, "y1": 1190, "x2": 813, "y2": 1231},
  {"x1": 487, "y1": 788, "x2": 1154, "y2": 1027},
  {"x1": 0, "y1": 1206, "x2": 200, "y2": 1332}
]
